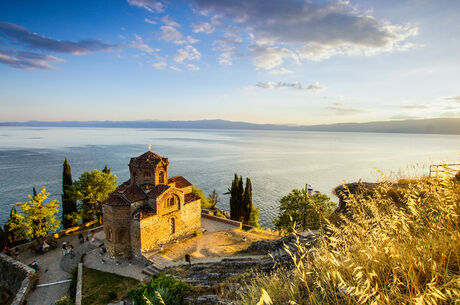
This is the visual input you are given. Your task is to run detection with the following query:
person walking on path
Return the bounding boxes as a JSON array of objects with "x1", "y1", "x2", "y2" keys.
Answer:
[
  {"x1": 90, "y1": 230, "x2": 95, "y2": 242},
  {"x1": 68, "y1": 243, "x2": 75, "y2": 259},
  {"x1": 61, "y1": 242, "x2": 67, "y2": 256},
  {"x1": 79, "y1": 233, "x2": 84, "y2": 244},
  {"x1": 2, "y1": 246, "x2": 10, "y2": 256}
]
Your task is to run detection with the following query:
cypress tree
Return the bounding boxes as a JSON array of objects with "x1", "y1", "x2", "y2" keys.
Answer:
[
  {"x1": 242, "y1": 178, "x2": 260, "y2": 227},
  {"x1": 229, "y1": 174, "x2": 239, "y2": 221},
  {"x1": 33, "y1": 187, "x2": 37, "y2": 198},
  {"x1": 62, "y1": 158, "x2": 77, "y2": 228},
  {"x1": 102, "y1": 165, "x2": 111, "y2": 174},
  {"x1": 243, "y1": 178, "x2": 253, "y2": 222},
  {"x1": 0, "y1": 225, "x2": 7, "y2": 248},
  {"x1": 236, "y1": 175, "x2": 244, "y2": 221}
]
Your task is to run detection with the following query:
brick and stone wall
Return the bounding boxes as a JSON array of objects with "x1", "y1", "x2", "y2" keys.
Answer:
[
  {"x1": 136, "y1": 199, "x2": 201, "y2": 252},
  {"x1": 103, "y1": 204, "x2": 132, "y2": 258},
  {"x1": 0, "y1": 253, "x2": 36, "y2": 305}
]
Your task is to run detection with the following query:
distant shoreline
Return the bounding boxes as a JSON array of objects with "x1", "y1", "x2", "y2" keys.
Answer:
[{"x1": 1, "y1": 117, "x2": 459, "y2": 135}]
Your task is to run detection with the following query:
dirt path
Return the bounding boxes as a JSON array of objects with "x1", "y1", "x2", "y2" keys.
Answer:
[{"x1": 160, "y1": 228, "x2": 279, "y2": 261}]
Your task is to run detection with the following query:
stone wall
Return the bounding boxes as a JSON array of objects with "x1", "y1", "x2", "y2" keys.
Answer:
[
  {"x1": 103, "y1": 204, "x2": 133, "y2": 258},
  {"x1": 137, "y1": 199, "x2": 201, "y2": 252},
  {"x1": 0, "y1": 253, "x2": 36, "y2": 305}
]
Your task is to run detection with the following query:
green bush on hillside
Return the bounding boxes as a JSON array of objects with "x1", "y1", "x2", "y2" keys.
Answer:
[{"x1": 128, "y1": 273, "x2": 190, "y2": 305}]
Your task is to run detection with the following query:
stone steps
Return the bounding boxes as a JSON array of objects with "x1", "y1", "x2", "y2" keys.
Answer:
[{"x1": 141, "y1": 264, "x2": 162, "y2": 276}]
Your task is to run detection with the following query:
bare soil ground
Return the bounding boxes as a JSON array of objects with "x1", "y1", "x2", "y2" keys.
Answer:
[{"x1": 160, "y1": 228, "x2": 279, "y2": 261}]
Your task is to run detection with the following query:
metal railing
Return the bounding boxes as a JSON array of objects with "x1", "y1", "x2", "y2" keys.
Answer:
[{"x1": 429, "y1": 163, "x2": 460, "y2": 177}]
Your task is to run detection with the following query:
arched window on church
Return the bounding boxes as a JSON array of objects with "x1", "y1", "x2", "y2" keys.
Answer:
[
  {"x1": 159, "y1": 172, "x2": 165, "y2": 184},
  {"x1": 170, "y1": 217, "x2": 175, "y2": 234},
  {"x1": 107, "y1": 227, "x2": 113, "y2": 242},
  {"x1": 168, "y1": 196, "x2": 175, "y2": 207}
]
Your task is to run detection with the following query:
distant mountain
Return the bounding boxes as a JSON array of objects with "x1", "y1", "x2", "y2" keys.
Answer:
[{"x1": 1, "y1": 118, "x2": 459, "y2": 135}]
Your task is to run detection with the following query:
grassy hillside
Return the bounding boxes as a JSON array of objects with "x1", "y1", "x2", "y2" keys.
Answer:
[{"x1": 224, "y1": 173, "x2": 460, "y2": 304}]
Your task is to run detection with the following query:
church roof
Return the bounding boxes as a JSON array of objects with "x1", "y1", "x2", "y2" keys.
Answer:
[
  {"x1": 104, "y1": 180, "x2": 171, "y2": 205},
  {"x1": 147, "y1": 184, "x2": 171, "y2": 199},
  {"x1": 103, "y1": 192, "x2": 130, "y2": 206},
  {"x1": 185, "y1": 192, "x2": 200, "y2": 204},
  {"x1": 168, "y1": 176, "x2": 192, "y2": 189},
  {"x1": 132, "y1": 205, "x2": 156, "y2": 220},
  {"x1": 130, "y1": 151, "x2": 168, "y2": 167}
]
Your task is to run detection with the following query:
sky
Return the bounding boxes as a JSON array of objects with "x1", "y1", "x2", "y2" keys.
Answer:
[{"x1": 0, "y1": 0, "x2": 459, "y2": 125}]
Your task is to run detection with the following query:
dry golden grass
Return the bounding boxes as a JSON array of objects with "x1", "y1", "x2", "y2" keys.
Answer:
[{"x1": 226, "y1": 173, "x2": 460, "y2": 304}]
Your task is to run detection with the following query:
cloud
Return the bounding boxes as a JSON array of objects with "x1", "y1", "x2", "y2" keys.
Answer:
[
  {"x1": 400, "y1": 104, "x2": 429, "y2": 110},
  {"x1": 186, "y1": 63, "x2": 200, "y2": 71},
  {"x1": 190, "y1": 0, "x2": 418, "y2": 69},
  {"x1": 162, "y1": 15, "x2": 180, "y2": 28},
  {"x1": 269, "y1": 67, "x2": 293, "y2": 75},
  {"x1": 0, "y1": 21, "x2": 117, "y2": 55},
  {"x1": 193, "y1": 22, "x2": 215, "y2": 34},
  {"x1": 127, "y1": 0, "x2": 164, "y2": 13},
  {"x1": 0, "y1": 48, "x2": 64, "y2": 70},
  {"x1": 129, "y1": 34, "x2": 158, "y2": 54},
  {"x1": 170, "y1": 65, "x2": 182, "y2": 71},
  {"x1": 144, "y1": 18, "x2": 157, "y2": 25},
  {"x1": 152, "y1": 60, "x2": 167, "y2": 69},
  {"x1": 213, "y1": 35, "x2": 242, "y2": 66},
  {"x1": 327, "y1": 103, "x2": 364, "y2": 115},
  {"x1": 186, "y1": 36, "x2": 200, "y2": 44},
  {"x1": 445, "y1": 96, "x2": 460, "y2": 103},
  {"x1": 160, "y1": 25, "x2": 182, "y2": 41},
  {"x1": 253, "y1": 81, "x2": 324, "y2": 92},
  {"x1": 174, "y1": 45, "x2": 201, "y2": 62},
  {"x1": 249, "y1": 45, "x2": 299, "y2": 70}
]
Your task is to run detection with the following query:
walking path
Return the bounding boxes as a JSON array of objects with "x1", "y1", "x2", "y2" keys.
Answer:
[{"x1": 17, "y1": 230, "x2": 104, "y2": 305}]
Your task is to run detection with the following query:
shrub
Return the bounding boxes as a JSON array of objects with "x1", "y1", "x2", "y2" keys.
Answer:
[
  {"x1": 226, "y1": 174, "x2": 460, "y2": 304},
  {"x1": 68, "y1": 267, "x2": 78, "y2": 301},
  {"x1": 107, "y1": 289, "x2": 117, "y2": 300},
  {"x1": 129, "y1": 273, "x2": 190, "y2": 305},
  {"x1": 54, "y1": 296, "x2": 74, "y2": 305}
]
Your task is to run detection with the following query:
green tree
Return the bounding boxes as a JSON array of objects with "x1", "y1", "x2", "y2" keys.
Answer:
[
  {"x1": 274, "y1": 188, "x2": 335, "y2": 232},
  {"x1": 0, "y1": 225, "x2": 8, "y2": 248},
  {"x1": 102, "y1": 165, "x2": 111, "y2": 174},
  {"x1": 4, "y1": 207, "x2": 27, "y2": 244},
  {"x1": 207, "y1": 189, "x2": 220, "y2": 209},
  {"x1": 243, "y1": 178, "x2": 259, "y2": 227},
  {"x1": 192, "y1": 186, "x2": 210, "y2": 209},
  {"x1": 227, "y1": 174, "x2": 244, "y2": 221},
  {"x1": 8, "y1": 187, "x2": 60, "y2": 241},
  {"x1": 71, "y1": 169, "x2": 117, "y2": 223},
  {"x1": 62, "y1": 158, "x2": 77, "y2": 228},
  {"x1": 227, "y1": 175, "x2": 259, "y2": 225}
]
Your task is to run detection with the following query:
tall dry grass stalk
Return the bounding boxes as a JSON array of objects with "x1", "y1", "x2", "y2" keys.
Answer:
[{"x1": 228, "y1": 174, "x2": 459, "y2": 304}]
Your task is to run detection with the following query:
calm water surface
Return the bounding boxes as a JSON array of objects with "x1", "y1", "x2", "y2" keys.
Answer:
[{"x1": 0, "y1": 127, "x2": 458, "y2": 228}]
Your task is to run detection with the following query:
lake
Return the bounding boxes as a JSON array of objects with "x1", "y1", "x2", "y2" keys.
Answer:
[{"x1": 0, "y1": 126, "x2": 458, "y2": 228}]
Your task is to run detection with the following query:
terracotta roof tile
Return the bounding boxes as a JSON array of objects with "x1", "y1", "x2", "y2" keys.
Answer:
[
  {"x1": 168, "y1": 176, "x2": 192, "y2": 189},
  {"x1": 185, "y1": 192, "x2": 200, "y2": 204},
  {"x1": 130, "y1": 151, "x2": 168, "y2": 168},
  {"x1": 120, "y1": 184, "x2": 146, "y2": 202},
  {"x1": 133, "y1": 205, "x2": 156, "y2": 220},
  {"x1": 147, "y1": 184, "x2": 170, "y2": 199},
  {"x1": 103, "y1": 193, "x2": 130, "y2": 206}
]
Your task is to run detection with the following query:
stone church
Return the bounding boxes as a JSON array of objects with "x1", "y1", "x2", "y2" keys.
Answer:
[{"x1": 102, "y1": 151, "x2": 201, "y2": 259}]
